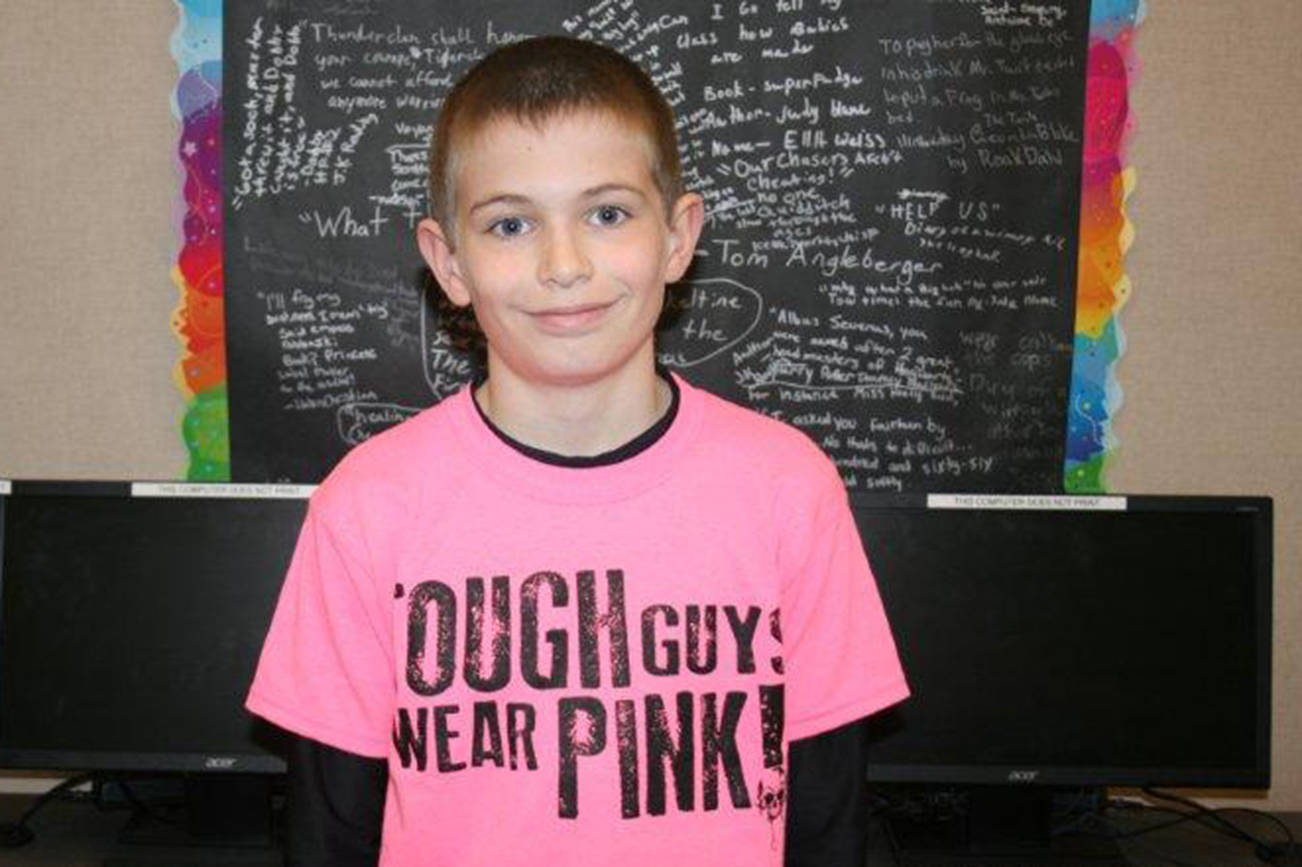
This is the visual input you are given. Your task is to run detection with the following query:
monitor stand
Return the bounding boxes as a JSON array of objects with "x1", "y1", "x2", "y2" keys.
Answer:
[
  {"x1": 103, "y1": 774, "x2": 281, "y2": 867},
  {"x1": 882, "y1": 786, "x2": 1131, "y2": 866}
]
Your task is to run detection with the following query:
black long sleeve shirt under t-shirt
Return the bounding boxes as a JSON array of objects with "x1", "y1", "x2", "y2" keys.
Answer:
[
  {"x1": 286, "y1": 721, "x2": 870, "y2": 866},
  {"x1": 283, "y1": 374, "x2": 873, "y2": 865}
]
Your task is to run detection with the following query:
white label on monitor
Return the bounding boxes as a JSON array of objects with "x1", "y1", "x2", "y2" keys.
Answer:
[
  {"x1": 927, "y1": 494, "x2": 1128, "y2": 511},
  {"x1": 131, "y1": 482, "x2": 316, "y2": 499},
  {"x1": 0, "y1": 480, "x2": 10, "y2": 495}
]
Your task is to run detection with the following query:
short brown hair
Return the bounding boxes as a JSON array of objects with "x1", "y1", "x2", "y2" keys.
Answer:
[{"x1": 427, "y1": 36, "x2": 682, "y2": 232}]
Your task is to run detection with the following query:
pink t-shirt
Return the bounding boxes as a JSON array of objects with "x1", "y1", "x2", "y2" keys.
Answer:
[{"x1": 248, "y1": 375, "x2": 907, "y2": 866}]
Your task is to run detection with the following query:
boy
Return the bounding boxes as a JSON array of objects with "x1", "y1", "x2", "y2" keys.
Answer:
[{"x1": 248, "y1": 36, "x2": 907, "y2": 866}]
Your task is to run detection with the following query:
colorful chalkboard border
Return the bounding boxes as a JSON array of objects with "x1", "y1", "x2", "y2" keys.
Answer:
[
  {"x1": 173, "y1": 1, "x2": 1143, "y2": 490},
  {"x1": 171, "y1": 0, "x2": 228, "y2": 481},
  {"x1": 1066, "y1": 0, "x2": 1146, "y2": 493}
]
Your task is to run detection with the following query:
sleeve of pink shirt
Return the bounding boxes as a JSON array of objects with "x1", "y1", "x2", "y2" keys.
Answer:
[
  {"x1": 777, "y1": 450, "x2": 910, "y2": 743},
  {"x1": 246, "y1": 495, "x2": 395, "y2": 759}
]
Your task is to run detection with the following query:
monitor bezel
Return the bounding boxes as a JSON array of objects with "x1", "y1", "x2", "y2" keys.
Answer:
[
  {"x1": 855, "y1": 492, "x2": 1273, "y2": 791},
  {"x1": 0, "y1": 479, "x2": 307, "y2": 776}
]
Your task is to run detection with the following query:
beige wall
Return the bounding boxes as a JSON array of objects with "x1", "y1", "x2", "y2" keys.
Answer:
[
  {"x1": 1108, "y1": 1, "x2": 1302, "y2": 809},
  {"x1": 1, "y1": 2, "x2": 1299, "y2": 809},
  {"x1": 0, "y1": 2, "x2": 187, "y2": 478}
]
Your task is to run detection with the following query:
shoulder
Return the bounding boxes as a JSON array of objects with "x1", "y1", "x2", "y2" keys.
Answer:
[
  {"x1": 309, "y1": 390, "x2": 470, "y2": 524},
  {"x1": 685, "y1": 379, "x2": 838, "y2": 470},
  {"x1": 680, "y1": 378, "x2": 845, "y2": 498}
]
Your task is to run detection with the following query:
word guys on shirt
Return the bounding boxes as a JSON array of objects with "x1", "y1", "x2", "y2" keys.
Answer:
[{"x1": 392, "y1": 567, "x2": 787, "y2": 821}]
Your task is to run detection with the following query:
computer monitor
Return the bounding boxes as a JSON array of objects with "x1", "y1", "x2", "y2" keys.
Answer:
[
  {"x1": 856, "y1": 493, "x2": 1272, "y2": 860},
  {"x1": 0, "y1": 481, "x2": 309, "y2": 846}
]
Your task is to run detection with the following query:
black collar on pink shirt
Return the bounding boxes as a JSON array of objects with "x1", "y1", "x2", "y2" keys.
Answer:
[{"x1": 470, "y1": 368, "x2": 681, "y2": 469}]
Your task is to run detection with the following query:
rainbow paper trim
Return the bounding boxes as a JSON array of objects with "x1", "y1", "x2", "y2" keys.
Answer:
[
  {"x1": 171, "y1": 0, "x2": 229, "y2": 481},
  {"x1": 1065, "y1": 1, "x2": 1145, "y2": 493}
]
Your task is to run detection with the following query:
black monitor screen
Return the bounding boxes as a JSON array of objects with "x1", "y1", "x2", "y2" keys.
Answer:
[
  {"x1": 0, "y1": 482, "x2": 308, "y2": 773},
  {"x1": 859, "y1": 495, "x2": 1271, "y2": 789}
]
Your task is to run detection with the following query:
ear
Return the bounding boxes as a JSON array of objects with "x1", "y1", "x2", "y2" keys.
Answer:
[
  {"x1": 663, "y1": 192, "x2": 705, "y2": 284},
  {"x1": 416, "y1": 218, "x2": 472, "y2": 307}
]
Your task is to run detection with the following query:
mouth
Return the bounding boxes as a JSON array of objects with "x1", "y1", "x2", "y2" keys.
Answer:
[{"x1": 528, "y1": 300, "x2": 618, "y2": 333}]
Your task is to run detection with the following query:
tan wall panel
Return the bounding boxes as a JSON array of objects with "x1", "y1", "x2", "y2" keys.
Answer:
[
  {"x1": 1110, "y1": 0, "x2": 1302, "y2": 809},
  {"x1": 0, "y1": 2, "x2": 186, "y2": 480}
]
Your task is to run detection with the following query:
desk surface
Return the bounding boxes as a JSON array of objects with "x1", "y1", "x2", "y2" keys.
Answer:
[{"x1": 1, "y1": 792, "x2": 1300, "y2": 866}]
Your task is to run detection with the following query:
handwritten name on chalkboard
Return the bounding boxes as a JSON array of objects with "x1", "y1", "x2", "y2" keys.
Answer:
[{"x1": 223, "y1": 0, "x2": 1089, "y2": 490}]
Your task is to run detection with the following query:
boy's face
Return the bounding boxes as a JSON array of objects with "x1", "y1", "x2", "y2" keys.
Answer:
[{"x1": 418, "y1": 110, "x2": 703, "y2": 392}]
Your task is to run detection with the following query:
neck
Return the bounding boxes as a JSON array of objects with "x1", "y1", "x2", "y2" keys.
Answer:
[{"x1": 474, "y1": 354, "x2": 670, "y2": 457}]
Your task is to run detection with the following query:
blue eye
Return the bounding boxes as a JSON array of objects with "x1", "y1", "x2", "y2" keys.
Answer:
[
  {"x1": 591, "y1": 205, "x2": 629, "y2": 227},
  {"x1": 489, "y1": 216, "x2": 529, "y2": 238}
]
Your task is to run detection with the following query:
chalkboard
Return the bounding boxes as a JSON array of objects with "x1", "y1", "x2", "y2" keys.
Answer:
[{"x1": 223, "y1": 0, "x2": 1091, "y2": 490}]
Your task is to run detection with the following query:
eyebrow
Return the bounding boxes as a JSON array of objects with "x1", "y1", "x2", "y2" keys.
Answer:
[
  {"x1": 579, "y1": 183, "x2": 649, "y2": 201},
  {"x1": 466, "y1": 183, "x2": 649, "y2": 217},
  {"x1": 467, "y1": 193, "x2": 531, "y2": 217}
]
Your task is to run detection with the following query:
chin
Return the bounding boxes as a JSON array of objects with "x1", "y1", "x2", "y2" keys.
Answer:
[{"x1": 521, "y1": 347, "x2": 654, "y2": 390}]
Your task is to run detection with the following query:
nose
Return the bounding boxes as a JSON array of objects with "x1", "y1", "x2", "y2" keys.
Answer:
[{"x1": 537, "y1": 224, "x2": 593, "y2": 289}]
